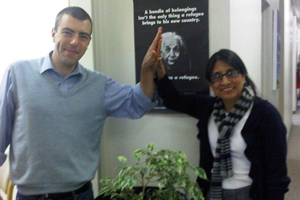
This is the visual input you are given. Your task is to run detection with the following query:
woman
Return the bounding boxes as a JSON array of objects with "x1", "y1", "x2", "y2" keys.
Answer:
[{"x1": 155, "y1": 49, "x2": 290, "y2": 200}]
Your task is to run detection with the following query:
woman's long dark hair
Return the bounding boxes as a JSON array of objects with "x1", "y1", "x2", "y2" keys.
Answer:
[{"x1": 205, "y1": 49, "x2": 257, "y2": 96}]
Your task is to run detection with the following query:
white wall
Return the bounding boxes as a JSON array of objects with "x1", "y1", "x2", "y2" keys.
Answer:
[
  {"x1": 292, "y1": 16, "x2": 298, "y2": 112},
  {"x1": 280, "y1": 0, "x2": 295, "y2": 135},
  {"x1": 230, "y1": 0, "x2": 262, "y2": 92},
  {"x1": 261, "y1": 0, "x2": 296, "y2": 135},
  {"x1": 261, "y1": 0, "x2": 280, "y2": 108},
  {"x1": 0, "y1": 0, "x2": 68, "y2": 81},
  {"x1": 209, "y1": 1, "x2": 230, "y2": 53}
]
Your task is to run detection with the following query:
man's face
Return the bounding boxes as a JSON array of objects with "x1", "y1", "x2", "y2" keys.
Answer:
[
  {"x1": 161, "y1": 37, "x2": 181, "y2": 66},
  {"x1": 51, "y1": 14, "x2": 92, "y2": 69}
]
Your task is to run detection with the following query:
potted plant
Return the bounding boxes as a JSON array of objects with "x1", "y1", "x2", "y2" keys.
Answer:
[{"x1": 97, "y1": 143, "x2": 207, "y2": 200}]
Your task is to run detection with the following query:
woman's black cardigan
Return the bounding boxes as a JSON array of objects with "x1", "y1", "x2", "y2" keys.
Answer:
[{"x1": 156, "y1": 75, "x2": 290, "y2": 200}]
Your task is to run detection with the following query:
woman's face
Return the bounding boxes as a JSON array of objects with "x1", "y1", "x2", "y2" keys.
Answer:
[{"x1": 210, "y1": 61, "x2": 246, "y2": 106}]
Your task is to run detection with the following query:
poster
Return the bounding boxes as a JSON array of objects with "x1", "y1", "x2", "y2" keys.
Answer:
[
  {"x1": 134, "y1": 0, "x2": 209, "y2": 112},
  {"x1": 272, "y1": 9, "x2": 281, "y2": 90}
]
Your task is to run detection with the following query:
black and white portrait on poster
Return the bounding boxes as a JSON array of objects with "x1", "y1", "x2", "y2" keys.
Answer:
[{"x1": 134, "y1": 0, "x2": 209, "y2": 113}]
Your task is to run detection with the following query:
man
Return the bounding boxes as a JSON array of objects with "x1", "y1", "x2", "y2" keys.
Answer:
[
  {"x1": 161, "y1": 32, "x2": 189, "y2": 75},
  {"x1": 161, "y1": 32, "x2": 186, "y2": 69},
  {"x1": 0, "y1": 7, "x2": 161, "y2": 200}
]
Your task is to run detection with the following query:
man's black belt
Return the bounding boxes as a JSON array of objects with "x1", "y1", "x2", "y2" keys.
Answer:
[{"x1": 20, "y1": 181, "x2": 91, "y2": 199}]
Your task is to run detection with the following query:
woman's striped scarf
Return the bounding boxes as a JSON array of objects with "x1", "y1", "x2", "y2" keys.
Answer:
[{"x1": 210, "y1": 87, "x2": 253, "y2": 200}]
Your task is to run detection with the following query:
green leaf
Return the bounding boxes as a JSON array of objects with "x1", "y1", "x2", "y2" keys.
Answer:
[
  {"x1": 120, "y1": 179, "x2": 130, "y2": 190},
  {"x1": 133, "y1": 149, "x2": 146, "y2": 160},
  {"x1": 117, "y1": 156, "x2": 128, "y2": 163},
  {"x1": 194, "y1": 167, "x2": 208, "y2": 180},
  {"x1": 99, "y1": 178, "x2": 110, "y2": 185},
  {"x1": 158, "y1": 178, "x2": 167, "y2": 189},
  {"x1": 118, "y1": 168, "x2": 126, "y2": 178},
  {"x1": 98, "y1": 143, "x2": 206, "y2": 200},
  {"x1": 99, "y1": 187, "x2": 114, "y2": 196},
  {"x1": 147, "y1": 143, "x2": 154, "y2": 151}
]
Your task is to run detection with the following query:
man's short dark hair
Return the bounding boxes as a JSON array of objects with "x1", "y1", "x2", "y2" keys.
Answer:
[{"x1": 54, "y1": 6, "x2": 93, "y2": 34}]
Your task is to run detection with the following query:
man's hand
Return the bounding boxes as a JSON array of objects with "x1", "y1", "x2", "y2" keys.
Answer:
[
  {"x1": 140, "y1": 27, "x2": 163, "y2": 100},
  {"x1": 154, "y1": 34, "x2": 166, "y2": 80},
  {"x1": 141, "y1": 27, "x2": 162, "y2": 71}
]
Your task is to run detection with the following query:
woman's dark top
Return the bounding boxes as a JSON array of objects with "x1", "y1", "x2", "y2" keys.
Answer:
[{"x1": 156, "y1": 75, "x2": 290, "y2": 200}]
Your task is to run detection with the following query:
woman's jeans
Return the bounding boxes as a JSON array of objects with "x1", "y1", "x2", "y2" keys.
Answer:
[{"x1": 206, "y1": 185, "x2": 252, "y2": 200}]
